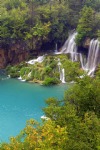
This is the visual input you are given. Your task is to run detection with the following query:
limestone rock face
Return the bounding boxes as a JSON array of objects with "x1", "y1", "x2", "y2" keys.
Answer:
[{"x1": 0, "y1": 42, "x2": 30, "y2": 68}]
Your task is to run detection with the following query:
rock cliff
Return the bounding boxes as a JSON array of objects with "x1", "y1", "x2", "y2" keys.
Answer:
[{"x1": 0, "y1": 41, "x2": 30, "y2": 68}]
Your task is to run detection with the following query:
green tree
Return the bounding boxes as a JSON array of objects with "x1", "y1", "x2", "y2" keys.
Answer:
[
  {"x1": 76, "y1": 6, "x2": 95, "y2": 45},
  {"x1": 0, "y1": 119, "x2": 68, "y2": 150},
  {"x1": 64, "y1": 76, "x2": 100, "y2": 117},
  {"x1": 83, "y1": 0, "x2": 100, "y2": 12}
]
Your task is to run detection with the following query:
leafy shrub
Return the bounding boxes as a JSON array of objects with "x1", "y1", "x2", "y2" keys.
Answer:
[
  {"x1": 44, "y1": 66, "x2": 52, "y2": 74},
  {"x1": 20, "y1": 67, "x2": 27, "y2": 77},
  {"x1": 43, "y1": 77, "x2": 59, "y2": 85},
  {"x1": 10, "y1": 72, "x2": 20, "y2": 78},
  {"x1": 50, "y1": 61, "x2": 57, "y2": 69},
  {"x1": 6, "y1": 65, "x2": 20, "y2": 78}
]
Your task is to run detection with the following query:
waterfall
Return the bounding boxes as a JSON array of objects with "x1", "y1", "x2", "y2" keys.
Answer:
[
  {"x1": 61, "y1": 32, "x2": 78, "y2": 62},
  {"x1": 54, "y1": 43, "x2": 58, "y2": 54},
  {"x1": 84, "y1": 39, "x2": 100, "y2": 75},
  {"x1": 55, "y1": 43, "x2": 58, "y2": 53},
  {"x1": 18, "y1": 76, "x2": 26, "y2": 82},
  {"x1": 60, "y1": 68, "x2": 66, "y2": 83},
  {"x1": 56, "y1": 43, "x2": 57, "y2": 51},
  {"x1": 57, "y1": 59, "x2": 66, "y2": 83},
  {"x1": 79, "y1": 53, "x2": 86, "y2": 70},
  {"x1": 28, "y1": 72, "x2": 32, "y2": 77},
  {"x1": 60, "y1": 31, "x2": 100, "y2": 76}
]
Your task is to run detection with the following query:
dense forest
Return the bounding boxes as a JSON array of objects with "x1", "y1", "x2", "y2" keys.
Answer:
[
  {"x1": 1, "y1": 0, "x2": 100, "y2": 51},
  {"x1": 0, "y1": 0, "x2": 100, "y2": 149}
]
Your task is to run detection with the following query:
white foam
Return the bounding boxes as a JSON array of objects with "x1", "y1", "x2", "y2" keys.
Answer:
[
  {"x1": 41, "y1": 115, "x2": 50, "y2": 120},
  {"x1": 27, "y1": 55, "x2": 44, "y2": 65}
]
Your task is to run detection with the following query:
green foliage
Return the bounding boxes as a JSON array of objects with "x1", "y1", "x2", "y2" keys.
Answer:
[
  {"x1": 96, "y1": 65, "x2": 100, "y2": 77},
  {"x1": 64, "y1": 76, "x2": 100, "y2": 117},
  {"x1": 44, "y1": 66, "x2": 52, "y2": 74},
  {"x1": 6, "y1": 65, "x2": 20, "y2": 78},
  {"x1": 43, "y1": 76, "x2": 100, "y2": 149},
  {"x1": 97, "y1": 30, "x2": 100, "y2": 40},
  {"x1": 83, "y1": 0, "x2": 100, "y2": 12},
  {"x1": 64, "y1": 60, "x2": 83, "y2": 81},
  {"x1": 76, "y1": 6, "x2": 95, "y2": 45},
  {"x1": 0, "y1": 112, "x2": 99, "y2": 150},
  {"x1": 0, "y1": 119, "x2": 68, "y2": 150},
  {"x1": 57, "y1": 54, "x2": 84, "y2": 82},
  {"x1": 6, "y1": 54, "x2": 84, "y2": 84},
  {"x1": 1, "y1": 0, "x2": 100, "y2": 49},
  {"x1": 43, "y1": 77, "x2": 59, "y2": 85},
  {"x1": 0, "y1": 0, "x2": 28, "y2": 44}
]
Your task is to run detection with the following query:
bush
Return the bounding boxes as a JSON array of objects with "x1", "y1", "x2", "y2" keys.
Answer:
[
  {"x1": 43, "y1": 77, "x2": 59, "y2": 85},
  {"x1": 6, "y1": 65, "x2": 20, "y2": 78},
  {"x1": 44, "y1": 66, "x2": 52, "y2": 74},
  {"x1": 20, "y1": 67, "x2": 27, "y2": 77},
  {"x1": 10, "y1": 72, "x2": 20, "y2": 78}
]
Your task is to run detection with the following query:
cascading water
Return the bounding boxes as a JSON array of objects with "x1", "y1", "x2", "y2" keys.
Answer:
[
  {"x1": 84, "y1": 39, "x2": 100, "y2": 75},
  {"x1": 60, "y1": 68, "x2": 66, "y2": 83},
  {"x1": 79, "y1": 53, "x2": 86, "y2": 70},
  {"x1": 27, "y1": 55, "x2": 44, "y2": 65},
  {"x1": 60, "y1": 31, "x2": 100, "y2": 76},
  {"x1": 57, "y1": 59, "x2": 66, "y2": 83},
  {"x1": 18, "y1": 56, "x2": 45, "y2": 81},
  {"x1": 54, "y1": 43, "x2": 58, "y2": 53},
  {"x1": 61, "y1": 32, "x2": 78, "y2": 62}
]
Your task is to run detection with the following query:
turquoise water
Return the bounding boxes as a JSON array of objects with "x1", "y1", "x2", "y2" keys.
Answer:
[{"x1": 0, "y1": 75, "x2": 67, "y2": 142}]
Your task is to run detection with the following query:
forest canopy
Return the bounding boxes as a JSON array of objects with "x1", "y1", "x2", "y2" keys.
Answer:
[{"x1": 1, "y1": 0, "x2": 100, "y2": 50}]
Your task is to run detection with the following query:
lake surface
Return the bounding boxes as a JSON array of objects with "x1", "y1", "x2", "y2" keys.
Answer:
[{"x1": 0, "y1": 74, "x2": 68, "y2": 142}]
